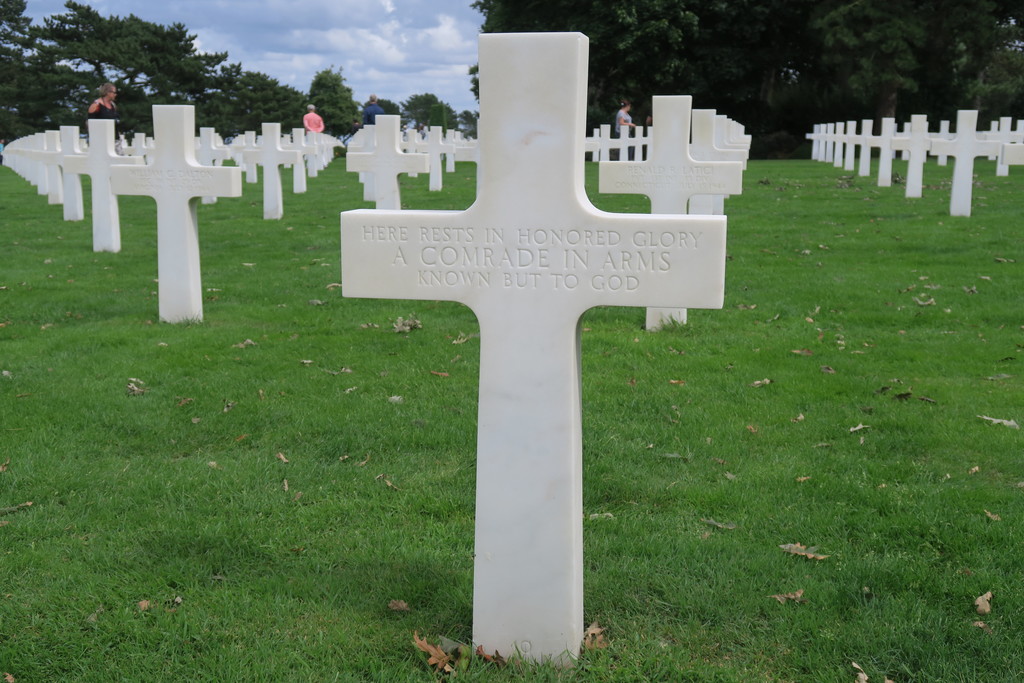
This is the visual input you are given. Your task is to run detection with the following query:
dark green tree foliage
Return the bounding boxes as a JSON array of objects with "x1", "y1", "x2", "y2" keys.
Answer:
[
  {"x1": 26, "y1": 1, "x2": 227, "y2": 133},
  {"x1": 472, "y1": 0, "x2": 698, "y2": 127},
  {"x1": 208, "y1": 69, "x2": 306, "y2": 138},
  {"x1": 308, "y1": 66, "x2": 359, "y2": 136},
  {"x1": 0, "y1": 0, "x2": 32, "y2": 138},
  {"x1": 458, "y1": 109, "x2": 479, "y2": 138},
  {"x1": 474, "y1": 0, "x2": 1024, "y2": 156},
  {"x1": 375, "y1": 98, "x2": 401, "y2": 116},
  {"x1": 401, "y1": 93, "x2": 457, "y2": 129}
]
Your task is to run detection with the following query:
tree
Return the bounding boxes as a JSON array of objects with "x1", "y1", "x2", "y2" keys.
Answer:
[
  {"x1": 26, "y1": 1, "x2": 228, "y2": 133},
  {"x1": 401, "y1": 93, "x2": 457, "y2": 129},
  {"x1": 202, "y1": 68, "x2": 305, "y2": 137},
  {"x1": 308, "y1": 66, "x2": 359, "y2": 136},
  {"x1": 0, "y1": 0, "x2": 32, "y2": 138},
  {"x1": 458, "y1": 109, "x2": 479, "y2": 138},
  {"x1": 376, "y1": 98, "x2": 401, "y2": 116}
]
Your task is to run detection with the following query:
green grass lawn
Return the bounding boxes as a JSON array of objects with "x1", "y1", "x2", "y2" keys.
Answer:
[{"x1": 1, "y1": 153, "x2": 1021, "y2": 681}]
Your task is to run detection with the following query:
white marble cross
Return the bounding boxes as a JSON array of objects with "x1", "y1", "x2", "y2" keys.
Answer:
[
  {"x1": 109, "y1": 105, "x2": 242, "y2": 322},
  {"x1": 842, "y1": 120, "x2": 858, "y2": 171},
  {"x1": 822, "y1": 122, "x2": 836, "y2": 164},
  {"x1": 934, "y1": 120, "x2": 952, "y2": 165},
  {"x1": 287, "y1": 128, "x2": 316, "y2": 193},
  {"x1": 832, "y1": 122, "x2": 846, "y2": 168},
  {"x1": 63, "y1": 119, "x2": 146, "y2": 253},
  {"x1": 417, "y1": 125, "x2": 456, "y2": 191},
  {"x1": 345, "y1": 115, "x2": 428, "y2": 210},
  {"x1": 254, "y1": 122, "x2": 304, "y2": 219},
  {"x1": 856, "y1": 119, "x2": 873, "y2": 177},
  {"x1": 870, "y1": 118, "x2": 897, "y2": 187},
  {"x1": 341, "y1": 32, "x2": 726, "y2": 664},
  {"x1": 58, "y1": 126, "x2": 86, "y2": 221},
  {"x1": 598, "y1": 97, "x2": 739, "y2": 331},
  {"x1": 928, "y1": 110, "x2": 1001, "y2": 217},
  {"x1": 806, "y1": 124, "x2": 823, "y2": 161},
  {"x1": 890, "y1": 114, "x2": 931, "y2": 198},
  {"x1": 196, "y1": 127, "x2": 232, "y2": 205},
  {"x1": 598, "y1": 96, "x2": 743, "y2": 214}
]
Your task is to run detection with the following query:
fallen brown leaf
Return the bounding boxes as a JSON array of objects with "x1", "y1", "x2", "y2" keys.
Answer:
[
  {"x1": 0, "y1": 458, "x2": 9, "y2": 472},
  {"x1": 796, "y1": 476, "x2": 811, "y2": 482},
  {"x1": 968, "y1": 466, "x2": 980, "y2": 475},
  {"x1": 583, "y1": 622, "x2": 608, "y2": 649},
  {"x1": 701, "y1": 518, "x2": 737, "y2": 530},
  {"x1": 474, "y1": 645, "x2": 506, "y2": 665},
  {"x1": 975, "y1": 591, "x2": 993, "y2": 615},
  {"x1": 779, "y1": 542, "x2": 830, "y2": 560},
  {"x1": 276, "y1": 452, "x2": 289, "y2": 463},
  {"x1": 4, "y1": 673, "x2": 14, "y2": 683},
  {"x1": 0, "y1": 502, "x2": 32, "y2": 516},
  {"x1": 388, "y1": 599, "x2": 410, "y2": 612},
  {"x1": 849, "y1": 423, "x2": 870, "y2": 433},
  {"x1": 973, "y1": 620, "x2": 993, "y2": 634},
  {"x1": 138, "y1": 600, "x2": 152, "y2": 611},
  {"x1": 820, "y1": 365, "x2": 835, "y2": 374},
  {"x1": 669, "y1": 379, "x2": 686, "y2": 385},
  {"x1": 413, "y1": 631, "x2": 453, "y2": 673},
  {"x1": 791, "y1": 349, "x2": 813, "y2": 356},
  {"x1": 282, "y1": 479, "x2": 289, "y2": 492},
  {"x1": 978, "y1": 415, "x2": 1020, "y2": 429},
  {"x1": 792, "y1": 413, "x2": 805, "y2": 423},
  {"x1": 769, "y1": 589, "x2": 807, "y2": 604},
  {"x1": 430, "y1": 371, "x2": 450, "y2": 377},
  {"x1": 984, "y1": 510, "x2": 1001, "y2": 521},
  {"x1": 749, "y1": 378, "x2": 772, "y2": 387}
]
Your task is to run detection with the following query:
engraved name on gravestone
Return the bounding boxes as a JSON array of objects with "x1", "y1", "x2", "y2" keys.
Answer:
[
  {"x1": 341, "y1": 32, "x2": 726, "y2": 663},
  {"x1": 109, "y1": 105, "x2": 241, "y2": 322}
]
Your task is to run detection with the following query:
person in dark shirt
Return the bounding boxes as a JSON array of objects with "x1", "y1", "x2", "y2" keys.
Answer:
[
  {"x1": 88, "y1": 83, "x2": 122, "y2": 153},
  {"x1": 362, "y1": 94, "x2": 385, "y2": 126},
  {"x1": 88, "y1": 83, "x2": 119, "y2": 122}
]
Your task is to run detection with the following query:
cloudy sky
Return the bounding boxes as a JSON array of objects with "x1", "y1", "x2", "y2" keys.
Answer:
[{"x1": 23, "y1": 0, "x2": 485, "y2": 114}]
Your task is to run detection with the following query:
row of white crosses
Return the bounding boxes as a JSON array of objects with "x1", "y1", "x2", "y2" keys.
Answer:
[
  {"x1": 2, "y1": 108, "x2": 347, "y2": 321},
  {"x1": 806, "y1": 112, "x2": 1024, "y2": 216},
  {"x1": 341, "y1": 31, "x2": 728, "y2": 664},
  {"x1": 346, "y1": 118, "x2": 479, "y2": 208}
]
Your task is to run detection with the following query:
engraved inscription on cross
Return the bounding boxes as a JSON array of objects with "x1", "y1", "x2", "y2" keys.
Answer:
[
  {"x1": 340, "y1": 33, "x2": 726, "y2": 664},
  {"x1": 110, "y1": 105, "x2": 242, "y2": 322}
]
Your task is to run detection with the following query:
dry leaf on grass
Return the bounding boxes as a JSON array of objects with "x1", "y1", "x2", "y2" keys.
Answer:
[
  {"x1": 413, "y1": 631, "x2": 453, "y2": 673},
  {"x1": 126, "y1": 382, "x2": 146, "y2": 396},
  {"x1": 430, "y1": 371, "x2": 450, "y2": 377},
  {"x1": 849, "y1": 423, "x2": 870, "y2": 433},
  {"x1": 474, "y1": 645, "x2": 506, "y2": 665},
  {"x1": 0, "y1": 502, "x2": 33, "y2": 516},
  {"x1": 779, "y1": 542, "x2": 830, "y2": 560},
  {"x1": 820, "y1": 365, "x2": 836, "y2": 374},
  {"x1": 852, "y1": 661, "x2": 869, "y2": 682},
  {"x1": 791, "y1": 349, "x2": 813, "y2": 356},
  {"x1": 973, "y1": 620, "x2": 993, "y2": 634},
  {"x1": 138, "y1": 600, "x2": 152, "y2": 611},
  {"x1": 388, "y1": 599, "x2": 410, "y2": 612},
  {"x1": 583, "y1": 622, "x2": 608, "y2": 649},
  {"x1": 796, "y1": 476, "x2": 811, "y2": 482},
  {"x1": 975, "y1": 591, "x2": 993, "y2": 615},
  {"x1": 769, "y1": 589, "x2": 807, "y2": 604},
  {"x1": 749, "y1": 378, "x2": 773, "y2": 388},
  {"x1": 276, "y1": 452, "x2": 289, "y2": 463},
  {"x1": 4, "y1": 673, "x2": 15, "y2": 683},
  {"x1": 0, "y1": 458, "x2": 9, "y2": 472},
  {"x1": 702, "y1": 518, "x2": 737, "y2": 530},
  {"x1": 977, "y1": 415, "x2": 1020, "y2": 429},
  {"x1": 984, "y1": 510, "x2": 1001, "y2": 521}
]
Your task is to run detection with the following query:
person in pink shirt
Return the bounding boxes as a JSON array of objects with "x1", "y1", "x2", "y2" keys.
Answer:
[{"x1": 303, "y1": 105, "x2": 325, "y2": 133}]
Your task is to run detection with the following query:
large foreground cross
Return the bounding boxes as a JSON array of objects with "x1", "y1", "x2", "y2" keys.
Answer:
[
  {"x1": 110, "y1": 105, "x2": 241, "y2": 322},
  {"x1": 340, "y1": 33, "x2": 726, "y2": 663}
]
